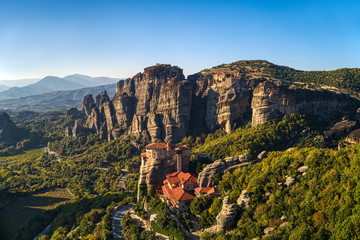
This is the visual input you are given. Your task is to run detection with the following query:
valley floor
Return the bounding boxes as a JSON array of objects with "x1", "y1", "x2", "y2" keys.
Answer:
[{"x1": 0, "y1": 188, "x2": 73, "y2": 240}]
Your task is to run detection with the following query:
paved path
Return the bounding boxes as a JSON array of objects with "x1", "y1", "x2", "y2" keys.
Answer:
[
  {"x1": 119, "y1": 169, "x2": 129, "y2": 188},
  {"x1": 33, "y1": 225, "x2": 50, "y2": 240},
  {"x1": 111, "y1": 169, "x2": 131, "y2": 240},
  {"x1": 45, "y1": 145, "x2": 60, "y2": 162},
  {"x1": 112, "y1": 204, "x2": 133, "y2": 240}
]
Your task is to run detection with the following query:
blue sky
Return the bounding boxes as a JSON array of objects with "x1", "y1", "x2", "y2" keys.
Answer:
[{"x1": 0, "y1": 0, "x2": 359, "y2": 79}]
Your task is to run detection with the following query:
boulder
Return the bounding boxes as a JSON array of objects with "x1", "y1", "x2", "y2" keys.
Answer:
[
  {"x1": 297, "y1": 166, "x2": 309, "y2": 173},
  {"x1": 256, "y1": 150, "x2": 268, "y2": 162},
  {"x1": 264, "y1": 227, "x2": 275, "y2": 235},
  {"x1": 237, "y1": 190, "x2": 250, "y2": 208},
  {"x1": 285, "y1": 176, "x2": 297, "y2": 187},
  {"x1": 345, "y1": 128, "x2": 360, "y2": 145}
]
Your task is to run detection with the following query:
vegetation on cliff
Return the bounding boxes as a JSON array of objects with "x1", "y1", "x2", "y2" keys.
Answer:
[
  {"x1": 208, "y1": 60, "x2": 360, "y2": 93},
  {"x1": 192, "y1": 114, "x2": 325, "y2": 160},
  {"x1": 199, "y1": 143, "x2": 360, "y2": 239}
]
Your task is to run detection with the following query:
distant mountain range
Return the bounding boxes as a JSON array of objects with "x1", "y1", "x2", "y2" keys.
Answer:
[
  {"x1": 0, "y1": 84, "x2": 9, "y2": 92},
  {"x1": 0, "y1": 78, "x2": 40, "y2": 88},
  {"x1": 0, "y1": 74, "x2": 120, "y2": 100},
  {"x1": 0, "y1": 83, "x2": 118, "y2": 111}
]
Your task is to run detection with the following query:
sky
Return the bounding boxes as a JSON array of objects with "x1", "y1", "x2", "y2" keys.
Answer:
[{"x1": 0, "y1": 0, "x2": 359, "y2": 80}]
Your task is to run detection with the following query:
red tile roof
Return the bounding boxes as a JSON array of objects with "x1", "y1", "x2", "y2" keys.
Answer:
[
  {"x1": 165, "y1": 172, "x2": 198, "y2": 186},
  {"x1": 146, "y1": 143, "x2": 168, "y2": 150},
  {"x1": 194, "y1": 187, "x2": 219, "y2": 195},
  {"x1": 172, "y1": 187, "x2": 195, "y2": 201},
  {"x1": 141, "y1": 153, "x2": 147, "y2": 158},
  {"x1": 175, "y1": 145, "x2": 191, "y2": 151},
  {"x1": 162, "y1": 183, "x2": 195, "y2": 204}
]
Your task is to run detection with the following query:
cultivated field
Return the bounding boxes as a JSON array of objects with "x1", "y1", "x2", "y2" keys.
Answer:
[
  {"x1": 0, "y1": 148, "x2": 43, "y2": 167},
  {"x1": 0, "y1": 188, "x2": 74, "y2": 240}
]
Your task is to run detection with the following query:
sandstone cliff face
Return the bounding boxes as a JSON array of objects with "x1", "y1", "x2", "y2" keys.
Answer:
[
  {"x1": 189, "y1": 73, "x2": 250, "y2": 134},
  {"x1": 80, "y1": 64, "x2": 192, "y2": 143},
  {"x1": 0, "y1": 112, "x2": 19, "y2": 144},
  {"x1": 139, "y1": 156, "x2": 178, "y2": 196},
  {"x1": 74, "y1": 65, "x2": 360, "y2": 143},
  {"x1": 251, "y1": 81, "x2": 358, "y2": 127}
]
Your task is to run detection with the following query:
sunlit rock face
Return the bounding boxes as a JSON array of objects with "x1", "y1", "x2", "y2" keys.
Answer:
[
  {"x1": 80, "y1": 64, "x2": 192, "y2": 143},
  {"x1": 251, "y1": 81, "x2": 358, "y2": 127},
  {"x1": 188, "y1": 72, "x2": 250, "y2": 134}
]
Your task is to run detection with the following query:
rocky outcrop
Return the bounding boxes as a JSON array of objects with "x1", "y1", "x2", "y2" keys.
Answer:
[
  {"x1": 189, "y1": 73, "x2": 250, "y2": 134},
  {"x1": 285, "y1": 176, "x2": 297, "y2": 187},
  {"x1": 0, "y1": 112, "x2": 19, "y2": 144},
  {"x1": 197, "y1": 154, "x2": 250, "y2": 187},
  {"x1": 297, "y1": 166, "x2": 309, "y2": 174},
  {"x1": 78, "y1": 64, "x2": 192, "y2": 143},
  {"x1": 66, "y1": 107, "x2": 82, "y2": 119},
  {"x1": 205, "y1": 196, "x2": 238, "y2": 232},
  {"x1": 72, "y1": 64, "x2": 360, "y2": 143},
  {"x1": 237, "y1": 190, "x2": 250, "y2": 208},
  {"x1": 324, "y1": 120, "x2": 357, "y2": 140},
  {"x1": 344, "y1": 129, "x2": 360, "y2": 145},
  {"x1": 72, "y1": 120, "x2": 85, "y2": 138},
  {"x1": 256, "y1": 150, "x2": 268, "y2": 162},
  {"x1": 251, "y1": 81, "x2": 359, "y2": 127}
]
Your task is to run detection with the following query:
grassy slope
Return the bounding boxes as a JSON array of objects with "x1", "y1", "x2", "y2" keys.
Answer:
[
  {"x1": 0, "y1": 188, "x2": 73, "y2": 240},
  {"x1": 0, "y1": 148, "x2": 43, "y2": 167}
]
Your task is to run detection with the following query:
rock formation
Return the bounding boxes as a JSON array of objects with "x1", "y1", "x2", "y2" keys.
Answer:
[
  {"x1": 66, "y1": 107, "x2": 82, "y2": 119},
  {"x1": 285, "y1": 176, "x2": 297, "y2": 187},
  {"x1": 343, "y1": 129, "x2": 360, "y2": 146},
  {"x1": 138, "y1": 143, "x2": 191, "y2": 198},
  {"x1": 251, "y1": 81, "x2": 358, "y2": 127},
  {"x1": 197, "y1": 154, "x2": 250, "y2": 187},
  {"x1": 188, "y1": 72, "x2": 250, "y2": 134},
  {"x1": 78, "y1": 64, "x2": 192, "y2": 143},
  {"x1": 0, "y1": 112, "x2": 19, "y2": 145},
  {"x1": 324, "y1": 120, "x2": 357, "y2": 140},
  {"x1": 205, "y1": 196, "x2": 238, "y2": 232},
  {"x1": 71, "y1": 64, "x2": 360, "y2": 143},
  {"x1": 237, "y1": 190, "x2": 250, "y2": 208}
]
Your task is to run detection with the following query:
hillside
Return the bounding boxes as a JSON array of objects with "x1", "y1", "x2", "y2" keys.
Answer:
[
  {"x1": 200, "y1": 145, "x2": 360, "y2": 239},
  {"x1": 0, "y1": 83, "x2": 9, "y2": 92},
  {"x1": 204, "y1": 60, "x2": 360, "y2": 93},
  {"x1": 0, "y1": 83, "x2": 117, "y2": 111}
]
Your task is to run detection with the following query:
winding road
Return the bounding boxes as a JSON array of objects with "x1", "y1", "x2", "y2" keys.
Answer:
[
  {"x1": 112, "y1": 204, "x2": 134, "y2": 240},
  {"x1": 45, "y1": 145, "x2": 60, "y2": 162},
  {"x1": 112, "y1": 169, "x2": 131, "y2": 240}
]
